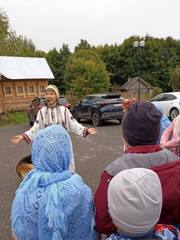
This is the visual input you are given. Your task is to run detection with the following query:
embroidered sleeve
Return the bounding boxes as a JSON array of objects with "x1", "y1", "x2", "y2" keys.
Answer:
[
  {"x1": 64, "y1": 107, "x2": 87, "y2": 137},
  {"x1": 83, "y1": 128, "x2": 89, "y2": 137},
  {"x1": 22, "y1": 133, "x2": 31, "y2": 144},
  {"x1": 24, "y1": 110, "x2": 43, "y2": 142}
]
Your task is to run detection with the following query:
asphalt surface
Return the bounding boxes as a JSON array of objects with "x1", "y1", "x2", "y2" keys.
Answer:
[{"x1": 0, "y1": 121, "x2": 123, "y2": 239}]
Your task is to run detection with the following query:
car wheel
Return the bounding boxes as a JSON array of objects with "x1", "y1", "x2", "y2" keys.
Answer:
[
  {"x1": 170, "y1": 108, "x2": 179, "y2": 121},
  {"x1": 73, "y1": 111, "x2": 80, "y2": 122},
  {"x1": 92, "y1": 112, "x2": 101, "y2": 126}
]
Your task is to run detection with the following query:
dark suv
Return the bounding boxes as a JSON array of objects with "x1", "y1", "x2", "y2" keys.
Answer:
[
  {"x1": 71, "y1": 94, "x2": 124, "y2": 126},
  {"x1": 27, "y1": 96, "x2": 71, "y2": 126}
]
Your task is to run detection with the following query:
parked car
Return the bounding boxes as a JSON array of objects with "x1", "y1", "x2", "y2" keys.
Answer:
[
  {"x1": 27, "y1": 96, "x2": 71, "y2": 126},
  {"x1": 71, "y1": 93, "x2": 124, "y2": 126},
  {"x1": 150, "y1": 92, "x2": 180, "y2": 120}
]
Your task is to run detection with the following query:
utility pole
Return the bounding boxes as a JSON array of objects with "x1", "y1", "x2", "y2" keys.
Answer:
[{"x1": 133, "y1": 40, "x2": 145, "y2": 101}]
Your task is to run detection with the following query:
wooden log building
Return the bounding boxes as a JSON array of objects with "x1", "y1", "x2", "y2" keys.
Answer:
[
  {"x1": 120, "y1": 77, "x2": 153, "y2": 99},
  {"x1": 0, "y1": 56, "x2": 54, "y2": 114}
]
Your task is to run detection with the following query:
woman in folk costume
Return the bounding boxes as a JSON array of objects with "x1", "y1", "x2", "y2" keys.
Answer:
[
  {"x1": 11, "y1": 84, "x2": 96, "y2": 144},
  {"x1": 11, "y1": 125, "x2": 96, "y2": 240},
  {"x1": 11, "y1": 84, "x2": 96, "y2": 175}
]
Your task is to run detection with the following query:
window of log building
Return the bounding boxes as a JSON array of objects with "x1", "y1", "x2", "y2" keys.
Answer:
[
  {"x1": 17, "y1": 86, "x2": 24, "y2": 94},
  {"x1": 4, "y1": 86, "x2": 12, "y2": 95},
  {"x1": 29, "y1": 86, "x2": 35, "y2": 94},
  {"x1": 40, "y1": 86, "x2": 45, "y2": 93}
]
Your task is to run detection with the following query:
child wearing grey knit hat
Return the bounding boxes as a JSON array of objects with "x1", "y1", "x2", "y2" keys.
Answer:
[{"x1": 107, "y1": 168, "x2": 180, "y2": 240}]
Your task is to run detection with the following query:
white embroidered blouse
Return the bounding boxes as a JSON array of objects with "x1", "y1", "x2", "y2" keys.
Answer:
[{"x1": 23, "y1": 105, "x2": 88, "y2": 143}]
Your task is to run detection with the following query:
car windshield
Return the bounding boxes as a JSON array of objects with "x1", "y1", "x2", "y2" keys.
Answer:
[{"x1": 101, "y1": 95, "x2": 120, "y2": 99}]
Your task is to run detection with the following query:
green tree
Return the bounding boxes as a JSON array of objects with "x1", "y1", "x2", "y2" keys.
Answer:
[
  {"x1": 0, "y1": 8, "x2": 10, "y2": 55},
  {"x1": 151, "y1": 86, "x2": 163, "y2": 98},
  {"x1": 0, "y1": 9, "x2": 9, "y2": 39},
  {"x1": 46, "y1": 44, "x2": 71, "y2": 94},
  {"x1": 75, "y1": 39, "x2": 91, "y2": 52},
  {"x1": 0, "y1": 8, "x2": 45, "y2": 57},
  {"x1": 96, "y1": 44, "x2": 124, "y2": 86},
  {"x1": 65, "y1": 49, "x2": 110, "y2": 97},
  {"x1": 170, "y1": 66, "x2": 180, "y2": 91},
  {"x1": 96, "y1": 36, "x2": 180, "y2": 92},
  {"x1": 7, "y1": 34, "x2": 37, "y2": 56}
]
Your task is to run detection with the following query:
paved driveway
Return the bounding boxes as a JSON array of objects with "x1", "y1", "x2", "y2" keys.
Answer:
[{"x1": 0, "y1": 121, "x2": 123, "y2": 239}]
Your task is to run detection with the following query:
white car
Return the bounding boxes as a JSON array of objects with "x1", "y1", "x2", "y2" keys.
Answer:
[{"x1": 150, "y1": 92, "x2": 180, "y2": 120}]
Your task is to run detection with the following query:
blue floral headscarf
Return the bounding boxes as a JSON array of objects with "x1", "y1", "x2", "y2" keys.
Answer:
[{"x1": 11, "y1": 125, "x2": 95, "y2": 240}]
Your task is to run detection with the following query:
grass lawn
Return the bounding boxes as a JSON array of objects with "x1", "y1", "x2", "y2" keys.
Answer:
[{"x1": 0, "y1": 111, "x2": 28, "y2": 127}]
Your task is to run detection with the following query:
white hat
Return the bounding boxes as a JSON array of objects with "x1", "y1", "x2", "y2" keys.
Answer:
[
  {"x1": 108, "y1": 168, "x2": 162, "y2": 235},
  {"x1": 46, "y1": 85, "x2": 60, "y2": 99}
]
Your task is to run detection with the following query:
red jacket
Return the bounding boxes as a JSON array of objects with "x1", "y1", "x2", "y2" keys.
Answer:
[
  {"x1": 153, "y1": 160, "x2": 180, "y2": 224},
  {"x1": 94, "y1": 171, "x2": 116, "y2": 234},
  {"x1": 94, "y1": 148, "x2": 180, "y2": 234}
]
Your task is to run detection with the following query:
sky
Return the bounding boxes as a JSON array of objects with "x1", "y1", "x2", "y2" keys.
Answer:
[{"x1": 1, "y1": 0, "x2": 180, "y2": 52}]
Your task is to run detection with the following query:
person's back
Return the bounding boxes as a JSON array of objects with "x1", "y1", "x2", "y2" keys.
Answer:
[
  {"x1": 151, "y1": 160, "x2": 180, "y2": 224},
  {"x1": 11, "y1": 125, "x2": 96, "y2": 240},
  {"x1": 38, "y1": 174, "x2": 94, "y2": 240},
  {"x1": 106, "y1": 168, "x2": 180, "y2": 240},
  {"x1": 94, "y1": 102, "x2": 179, "y2": 235},
  {"x1": 107, "y1": 102, "x2": 177, "y2": 176}
]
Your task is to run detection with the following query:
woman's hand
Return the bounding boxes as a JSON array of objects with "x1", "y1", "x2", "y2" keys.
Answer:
[
  {"x1": 11, "y1": 135, "x2": 24, "y2": 144},
  {"x1": 88, "y1": 128, "x2": 97, "y2": 135}
]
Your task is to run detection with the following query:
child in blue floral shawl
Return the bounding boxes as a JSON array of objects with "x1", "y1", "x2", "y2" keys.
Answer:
[{"x1": 11, "y1": 125, "x2": 96, "y2": 240}]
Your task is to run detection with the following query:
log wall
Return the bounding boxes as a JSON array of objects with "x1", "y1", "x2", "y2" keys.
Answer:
[{"x1": 0, "y1": 76, "x2": 48, "y2": 114}]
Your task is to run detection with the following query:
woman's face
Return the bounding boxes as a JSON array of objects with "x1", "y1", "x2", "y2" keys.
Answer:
[{"x1": 45, "y1": 90, "x2": 57, "y2": 106}]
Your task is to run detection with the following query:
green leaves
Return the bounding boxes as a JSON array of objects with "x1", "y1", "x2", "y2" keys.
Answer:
[
  {"x1": 96, "y1": 36, "x2": 180, "y2": 92},
  {"x1": 170, "y1": 66, "x2": 180, "y2": 91},
  {"x1": 64, "y1": 49, "x2": 110, "y2": 97},
  {"x1": 46, "y1": 44, "x2": 71, "y2": 94},
  {"x1": 0, "y1": 8, "x2": 45, "y2": 57}
]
